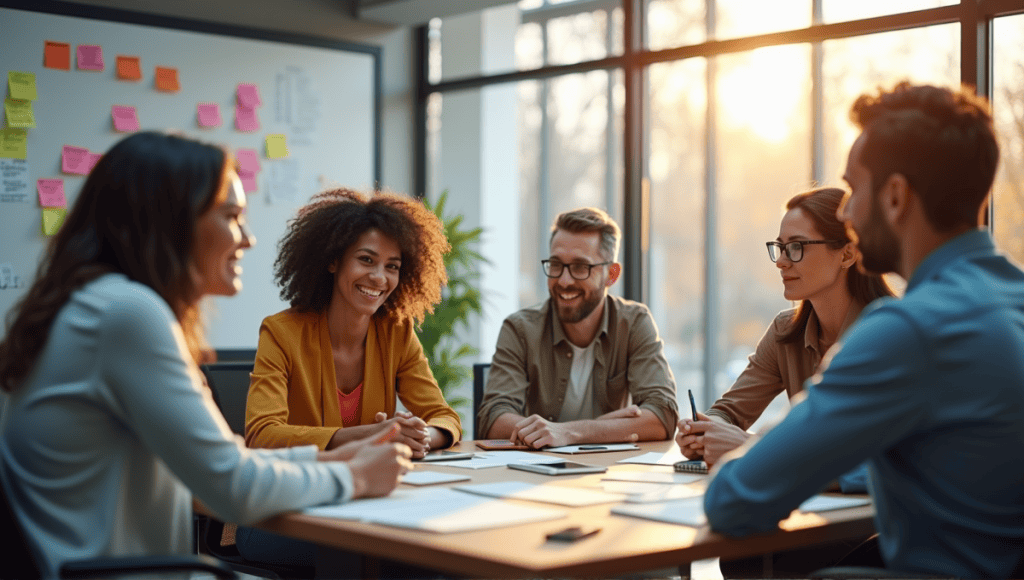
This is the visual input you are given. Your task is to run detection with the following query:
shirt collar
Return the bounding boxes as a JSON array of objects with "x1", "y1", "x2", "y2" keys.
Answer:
[
  {"x1": 802, "y1": 307, "x2": 822, "y2": 353},
  {"x1": 906, "y1": 228, "x2": 994, "y2": 293}
]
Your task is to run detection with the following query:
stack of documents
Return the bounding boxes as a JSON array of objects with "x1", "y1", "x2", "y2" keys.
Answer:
[
  {"x1": 611, "y1": 494, "x2": 871, "y2": 528},
  {"x1": 455, "y1": 481, "x2": 627, "y2": 507}
]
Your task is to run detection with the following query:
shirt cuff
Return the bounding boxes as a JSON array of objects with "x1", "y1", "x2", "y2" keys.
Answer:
[{"x1": 278, "y1": 445, "x2": 355, "y2": 503}]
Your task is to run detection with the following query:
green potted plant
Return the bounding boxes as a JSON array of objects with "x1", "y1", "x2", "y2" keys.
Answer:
[{"x1": 417, "y1": 191, "x2": 488, "y2": 416}]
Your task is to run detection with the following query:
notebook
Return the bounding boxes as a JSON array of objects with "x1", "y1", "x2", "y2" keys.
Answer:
[{"x1": 673, "y1": 460, "x2": 709, "y2": 474}]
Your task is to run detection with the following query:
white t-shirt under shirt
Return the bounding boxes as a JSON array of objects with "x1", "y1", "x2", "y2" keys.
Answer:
[{"x1": 558, "y1": 341, "x2": 597, "y2": 421}]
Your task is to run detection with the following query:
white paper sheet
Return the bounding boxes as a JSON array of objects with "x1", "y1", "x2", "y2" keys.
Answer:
[
  {"x1": 616, "y1": 450, "x2": 686, "y2": 466},
  {"x1": 611, "y1": 496, "x2": 708, "y2": 527},
  {"x1": 440, "y1": 451, "x2": 563, "y2": 470},
  {"x1": 602, "y1": 471, "x2": 705, "y2": 484},
  {"x1": 303, "y1": 487, "x2": 565, "y2": 532},
  {"x1": 798, "y1": 495, "x2": 871, "y2": 512},
  {"x1": 455, "y1": 481, "x2": 627, "y2": 507},
  {"x1": 401, "y1": 470, "x2": 471, "y2": 486},
  {"x1": 545, "y1": 443, "x2": 640, "y2": 454}
]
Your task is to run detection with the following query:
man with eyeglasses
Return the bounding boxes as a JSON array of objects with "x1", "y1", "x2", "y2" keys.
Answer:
[
  {"x1": 703, "y1": 83, "x2": 1024, "y2": 578},
  {"x1": 477, "y1": 207, "x2": 678, "y2": 448}
]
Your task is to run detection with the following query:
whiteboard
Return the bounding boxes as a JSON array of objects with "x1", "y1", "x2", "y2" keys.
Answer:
[{"x1": 0, "y1": 2, "x2": 379, "y2": 349}]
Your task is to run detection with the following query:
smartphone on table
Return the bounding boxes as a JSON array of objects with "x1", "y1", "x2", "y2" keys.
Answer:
[{"x1": 508, "y1": 461, "x2": 607, "y2": 476}]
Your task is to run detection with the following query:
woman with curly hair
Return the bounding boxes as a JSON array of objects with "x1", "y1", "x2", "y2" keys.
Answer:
[{"x1": 244, "y1": 188, "x2": 462, "y2": 459}]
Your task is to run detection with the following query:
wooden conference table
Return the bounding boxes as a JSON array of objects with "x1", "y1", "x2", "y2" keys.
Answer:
[{"x1": 254, "y1": 440, "x2": 875, "y2": 578}]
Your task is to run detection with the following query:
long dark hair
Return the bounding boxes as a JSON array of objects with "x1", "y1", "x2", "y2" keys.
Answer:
[
  {"x1": 0, "y1": 132, "x2": 228, "y2": 392},
  {"x1": 778, "y1": 187, "x2": 895, "y2": 344}
]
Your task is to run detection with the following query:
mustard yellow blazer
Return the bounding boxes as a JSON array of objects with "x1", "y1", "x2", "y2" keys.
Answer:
[{"x1": 245, "y1": 308, "x2": 462, "y2": 449}]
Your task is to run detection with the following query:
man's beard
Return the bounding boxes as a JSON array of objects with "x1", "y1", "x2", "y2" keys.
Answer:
[
  {"x1": 552, "y1": 286, "x2": 603, "y2": 324},
  {"x1": 855, "y1": 193, "x2": 901, "y2": 275}
]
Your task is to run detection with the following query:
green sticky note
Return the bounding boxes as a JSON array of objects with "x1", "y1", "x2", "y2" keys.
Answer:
[
  {"x1": 5, "y1": 99, "x2": 36, "y2": 129},
  {"x1": 0, "y1": 128, "x2": 28, "y2": 159},
  {"x1": 265, "y1": 134, "x2": 288, "y2": 159},
  {"x1": 42, "y1": 207, "x2": 67, "y2": 236},
  {"x1": 8, "y1": 71, "x2": 38, "y2": 101}
]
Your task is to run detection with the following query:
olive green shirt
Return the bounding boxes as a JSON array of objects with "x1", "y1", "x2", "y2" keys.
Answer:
[{"x1": 478, "y1": 295, "x2": 678, "y2": 437}]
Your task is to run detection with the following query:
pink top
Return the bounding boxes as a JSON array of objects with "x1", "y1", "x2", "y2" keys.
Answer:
[{"x1": 338, "y1": 383, "x2": 363, "y2": 427}]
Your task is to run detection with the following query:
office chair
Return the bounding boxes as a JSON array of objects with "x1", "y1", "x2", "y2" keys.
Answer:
[
  {"x1": 198, "y1": 362, "x2": 315, "y2": 580},
  {"x1": 472, "y1": 362, "x2": 491, "y2": 439},
  {"x1": 1, "y1": 474, "x2": 236, "y2": 580}
]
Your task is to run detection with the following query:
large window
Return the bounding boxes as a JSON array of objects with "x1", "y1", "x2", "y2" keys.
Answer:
[{"x1": 421, "y1": 0, "x2": 1024, "y2": 415}]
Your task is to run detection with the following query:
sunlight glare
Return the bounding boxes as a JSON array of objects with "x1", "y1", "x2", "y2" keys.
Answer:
[{"x1": 717, "y1": 46, "x2": 807, "y2": 144}]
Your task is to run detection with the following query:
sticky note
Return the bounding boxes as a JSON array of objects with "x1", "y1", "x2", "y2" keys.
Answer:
[
  {"x1": 42, "y1": 207, "x2": 67, "y2": 236},
  {"x1": 116, "y1": 56, "x2": 142, "y2": 81},
  {"x1": 155, "y1": 67, "x2": 180, "y2": 92},
  {"x1": 234, "y1": 106, "x2": 260, "y2": 132},
  {"x1": 5, "y1": 99, "x2": 36, "y2": 129},
  {"x1": 77, "y1": 45, "x2": 104, "y2": 71},
  {"x1": 44, "y1": 41, "x2": 71, "y2": 70},
  {"x1": 1, "y1": 128, "x2": 28, "y2": 159},
  {"x1": 197, "y1": 103, "x2": 222, "y2": 127},
  {"x1": 111, "y1": 105, "x2": 141, "y2": 132},
  {"x1": 9, "y1": 72, "x2": 38, "y2": 101},
  {"x1": 235, "y1": 148, "x2": 261, "y2": 173},
  {"x1": 265, "y1": 134, "x2": 288, "y2": 159},
  {"x1": 62, "y1": 145, "x2": 91, "y2": 174},
  {"x1": 84, "y1": 153, "x2": 103, "y2": 174},
  {"x1": 237, "y1": 83, "x2": 262, "y2": 108},
  {"x1": 37, "y1": 179, "x2": 66, "y2": 207},
  {"x1": 238, "y1": 169, "x2": 257, "y2": 193}
]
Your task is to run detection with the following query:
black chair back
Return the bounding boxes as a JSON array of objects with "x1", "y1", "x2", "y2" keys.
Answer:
[
  {"x1": 2, "y1": 477, "x2": 44, "y2": 579},
  {"x1": 472, "y1": 363, "x2": 491, "y2": 439},
  {"x1": 201, "y1": 362, "x2": 255, "y2": 436}
]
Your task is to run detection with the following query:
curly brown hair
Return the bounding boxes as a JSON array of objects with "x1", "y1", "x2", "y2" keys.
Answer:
[{"x1": 274, "y1": 188, "x2": 449, "y2": 325}]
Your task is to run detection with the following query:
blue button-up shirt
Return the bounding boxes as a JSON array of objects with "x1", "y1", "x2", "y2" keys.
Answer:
[{"x1": 704, "y1": 229, "x2": 1024, "y2": 578}]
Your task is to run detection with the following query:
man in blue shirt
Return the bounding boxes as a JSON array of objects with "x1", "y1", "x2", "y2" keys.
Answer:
[{"x1": 703, "y1": 82, "x2": 1024, "y2": 578}]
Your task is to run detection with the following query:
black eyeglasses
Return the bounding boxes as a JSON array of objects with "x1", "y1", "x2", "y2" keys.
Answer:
[
  {"x1": 541, "y1": 259, "x2": 611, "y2": 280},
  {"x1": 766, "y1": 240, "x2": 843, "y2": 263}
]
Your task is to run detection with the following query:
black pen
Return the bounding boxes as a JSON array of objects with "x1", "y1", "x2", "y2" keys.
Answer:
[
  {"x1": 688, "y1": 388, "x2": 698, "y2": 422},
  {"x1": 579, "y1": 445, "x2": 608, "y2": 450}
]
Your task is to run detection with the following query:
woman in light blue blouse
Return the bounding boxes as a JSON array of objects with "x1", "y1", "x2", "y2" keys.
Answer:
[{"x1": 0, "y1": 132, "x2": 411, "y2": 577}]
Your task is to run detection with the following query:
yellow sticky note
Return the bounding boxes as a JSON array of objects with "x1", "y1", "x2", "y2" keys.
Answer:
[
  {"x1": 42, "y1": 207, "x2": 67, "y2": 236},
  {"x1": 265, "y1": 134, "x2": 288, "y2": 159},
  {"x1": 9, "y1": 72, "x2": 38, "y2": 101},
  {"x1": 5, "y1": 99, "x2": 36, "y2": 129},
  {"x1": 1, "y1": 128, "x2": 28, "y2": 159}
]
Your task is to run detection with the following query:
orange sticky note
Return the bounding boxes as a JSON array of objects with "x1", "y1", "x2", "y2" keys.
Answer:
[
  {"x1": 116, "y1": 56, "x2": 142, "y2": 81},
  {"x1": 44, "y1": 41, "x2": 71, "y2": 70},
  {"x1": 155, "y1": 66, "x2": 180, "y2": 92}
]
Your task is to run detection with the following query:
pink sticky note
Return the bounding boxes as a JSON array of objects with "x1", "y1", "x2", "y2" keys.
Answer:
[
  {"x1": 237, "y1": 83, "x2": 262, "y2": 108},
  {"x1": 77, "y1": 45, "x2": 104, "y2": 71},
  {"x1": 62, "y1": 145, "x2": 91, "y2": 175},
  {"x1": 235, "y1": 148, "x2": 261, "y2": 173},
  {"x1": 37, "y1": 179, "x2": 67, "y2": 207},
  {"x1": 238, "y1": 169, "x2": 258, "y2": 193},
  {"x1": 111, "y1": 105, "x2": 141, "y2": 132},
  {"x1": 84, "y1": 153, "x2": 103, "y2": 174},
  {"x1": 234, "y1": 105, "x2": 260, "y2": 132},
  {"x1": 197, "y1": 103, "x2": 222, "y2": 128}
]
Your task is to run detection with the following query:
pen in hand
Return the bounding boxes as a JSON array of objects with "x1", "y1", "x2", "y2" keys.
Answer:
[
  {"x1": 373, "y1": 423, "x2": 402, "y2": 445},
  {"x1": 688, "y1": 389, "x2": 698, "y2": 422}
]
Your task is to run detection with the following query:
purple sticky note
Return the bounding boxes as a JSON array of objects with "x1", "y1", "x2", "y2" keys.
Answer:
[
  {"x1": 111, "y1": 105, "x2": 140, "y2": 132},
  {"x1": 235, "y1": 105, "x2": 260, "y2": 132},
  {"x1": 77, "y1": 45, "x2": 104, "y2": 71},
  {"x1": 235, "y1": 148, "x2": 261, "y2": 173},
  {"x1": 237, "y1": 83, "x2": 262, "y2": 108},
  {"x1": 62, "y1": 145, "x2": 91, "y2": 175},
  {"x1": 238, "y1": 169, "x2": 258, "y2": 193},
  {"x1": 197, "y1": 103, "x2": 222, "y2": 128},
  {"x1": 37, "y1": 178, "x2": 67, "y2": 207},
  {"x1": 84, "y1": 153, "x2": 103, "y2": 174}
]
